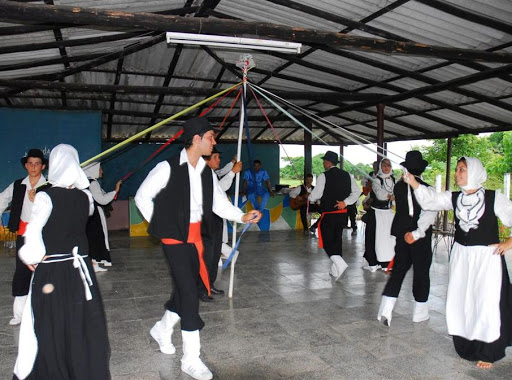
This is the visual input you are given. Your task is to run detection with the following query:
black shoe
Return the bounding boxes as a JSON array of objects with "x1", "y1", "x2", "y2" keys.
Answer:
[
  {"x1": 309, "y1": 226, "x2": 316, "y2": 234},
  {"x1": 210, "y1": 287, "x2": 224, "y2": 295},
  {"x1": 199, "y1": 293, "x2": 214, "y2": 302}
]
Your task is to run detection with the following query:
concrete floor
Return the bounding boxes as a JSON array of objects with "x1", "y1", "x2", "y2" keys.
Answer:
[{"x1": 0, "y1": 225, "x2": 511, "y2": 379}]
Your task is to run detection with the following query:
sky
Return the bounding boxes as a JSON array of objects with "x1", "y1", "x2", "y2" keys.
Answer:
[{"x1": 279, "y1": 139, "x2": 433, "y2": 168}]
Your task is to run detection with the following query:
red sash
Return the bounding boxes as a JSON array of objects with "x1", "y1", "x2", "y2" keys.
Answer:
[
  {"x1": 161, "y1": 222, "x2": 211, "y2": 296},
  {"x1": 317, "y1": 209, "x2": 347, "y2": 249},
  {"x1": 18, "y1": 220, "x2": 28, "y2": 236}
]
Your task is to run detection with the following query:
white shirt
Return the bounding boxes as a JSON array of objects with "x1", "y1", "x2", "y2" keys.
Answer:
[
  {"x1": 135, "y1": 148, "x2": 245, "y2": 224},
  {"x1": 216, "y1": 161, "x2": 234, "y2": 179},
  {"x1": 19, "y1": 188, "x2": 94, "y2": 265},
  {"x1": 289, "y1": 185, "x2": 312, "y2": 198},
  {"x1": 88, "y1": 180, "x2": 116, "y2": 205},
  {"x1": 309, "y1": 168, "x2": 361, "y2": 206},
  {"x1": 0, "y1": 175, "x2": 47, "y2": 223}
]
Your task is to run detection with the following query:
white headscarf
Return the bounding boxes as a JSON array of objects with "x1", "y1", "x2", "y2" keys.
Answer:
[
  {"x1": 48, "y1": 144, "x2": 90, "y2": 189},
  {"x1": 459, "y1": 156, "x2": 487, "y2": 192},
  {"x1": 83, "y1": 162, "x2": 100, "y2": 179},
  {"x1": 455, "y1": 157, "x2": 487, "y2": 232},
  {"x1": 377, "y1": 158, "x2": 392, "y2": 179}
]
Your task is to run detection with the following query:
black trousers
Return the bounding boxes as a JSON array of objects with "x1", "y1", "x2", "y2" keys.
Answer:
[
  {"x1": 13, "y1": 235, "x2": 33, "y2": 297},
  {"x1": 363, "y1": 208, "x2": 378, "y2": 266},
  {"x1": 163, "y1": 243, "x2": 204, "y2": 331},
  {"x1": 200, "y1": 216, "x2": 224, "y2": 294},
  {"x1": 382, "y1": 232, "x2": 433, "y2": 302},
  {"x1": 299, "y1": 203, "x2": 321, "y2": 231},
  {"x1": 346, "y1": 204, "x2": 357, "y2": 229},
  {"x1": 320, "y1": 213, "x2": 347, "y2": 257}
]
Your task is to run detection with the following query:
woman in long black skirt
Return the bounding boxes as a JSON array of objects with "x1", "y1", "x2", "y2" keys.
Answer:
[{"x1": 13, "y1": 144, "x2": 110, "y2": 380}]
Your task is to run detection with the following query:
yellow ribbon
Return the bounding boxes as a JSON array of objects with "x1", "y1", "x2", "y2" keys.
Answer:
[{"x1": 80, "y1": 81, "x2": 243, "y2": 167}]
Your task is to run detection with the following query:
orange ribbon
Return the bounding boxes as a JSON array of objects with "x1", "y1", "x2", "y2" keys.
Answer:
[
  {"x1": 17, "y1": 220, "x2": 28, "y2": 236},
  {"x1": 317, "y1": 209, "x2": 348, "y2": 249},
  {"x1": 161, "y1": 222, "x2": 211, "y2": 296}
]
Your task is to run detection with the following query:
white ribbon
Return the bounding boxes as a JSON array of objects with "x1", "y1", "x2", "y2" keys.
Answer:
[{"x1": 71, "y1": 246, "x2": 93, "y2": 301}]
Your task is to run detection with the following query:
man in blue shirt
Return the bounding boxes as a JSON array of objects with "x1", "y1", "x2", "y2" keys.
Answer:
[{"x1": 242, "y1": 159, "x2": 274, "y2": 211}]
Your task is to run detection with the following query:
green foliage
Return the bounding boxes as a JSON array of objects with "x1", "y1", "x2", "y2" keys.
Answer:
[{"x1": 281, "y1": 132, "x2": 512, "y2": 192}]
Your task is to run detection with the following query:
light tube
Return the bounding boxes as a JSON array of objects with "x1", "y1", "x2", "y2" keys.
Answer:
[{"x1": 166, "y1": 32, "x2": 302, "y2": 54}]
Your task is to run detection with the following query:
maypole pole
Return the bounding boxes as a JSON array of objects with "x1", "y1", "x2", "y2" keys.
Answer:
[{"x1": 228, "y1": 54, "x2": 255, "y2": 298}]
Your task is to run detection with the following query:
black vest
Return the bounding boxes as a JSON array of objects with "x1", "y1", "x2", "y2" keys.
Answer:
[
  {"x1": 391, "y1": 178, "x2": 432, "y2": 238},
  {"x1": 7, "y1": 179, "x2": 26, "y2": 232},
  {"x1": 452, "y1": 190, "x2": 499, "y2": 246},
  {"x1": 299, "y1": 184, "x2": 313, "y2": 196},
  {"x1": 320, "y1": 167, "x2": 351, "y2": 212},
  {"x1": 42, "y1": 187, "x2": 90, "y2": 254},
  {"x1": 148, "y1": 156, "x2": 214, "y2": 241}
]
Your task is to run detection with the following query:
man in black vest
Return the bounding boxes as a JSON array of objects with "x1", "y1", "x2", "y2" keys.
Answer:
[
  {"x1": 377, "y1": 151, "x2": 437, "y2": 327},
  {"x1": 198, "y1": 147, "x2": 242, "y2": 301},
  {"x1": 308, "y1": 151, "x2": 360, "y2": 281},
  {"x1": 135, "y1": 117, "x2": 261, "y2": 380},
  {"x1": 0, "y1": 148, "x2": 47, "y2": 325}
]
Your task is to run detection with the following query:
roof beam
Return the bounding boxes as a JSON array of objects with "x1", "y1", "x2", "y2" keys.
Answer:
[
  {"x1": 415, "y1": 0, "x2": 512, "y2": 35},
  {"x1": 2, "y1": 1, "x2": 512, "y2": 63},
  {"x1": 0, "y1": 79, "x2": 386, "y2": 103}
]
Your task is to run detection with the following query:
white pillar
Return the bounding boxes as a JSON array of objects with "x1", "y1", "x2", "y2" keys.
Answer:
[{"x1": 435, "y1": 174, "x2": 442, "y2": 193}]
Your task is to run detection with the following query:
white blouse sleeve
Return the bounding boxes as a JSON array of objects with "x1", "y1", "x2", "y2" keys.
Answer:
[
  {"x1": 494, "y1": 191, "x2": 512, "y2": 236},
  {"x1": 372, "y1": 177, "x2": 392, "y2": 201},
  {"x1": 88, "y1": 180, "x2": 116, "y2": 205},
  {"x1": 19, "y1": 192, "x2": 52, "y2": 265},
  {"x1": 414, "y1": 184, "x2": 454, "y2": 212}
]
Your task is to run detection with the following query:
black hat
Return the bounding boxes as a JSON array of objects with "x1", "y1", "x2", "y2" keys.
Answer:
[
  {"x1": 211, "y1": 147, "x2": 221, "y2": 155},
  {"x1": 20, "y1": 148, "x2": 47, "y2": 167},
  {"x1": 400, "y1": 150, "x2": 428, "y2": 175},
  {"x1": 180, "y1": 117, "x2": 219, "y2": 141},
  {"x1": 321, "y1": 150, "x2": 339, "y2": 165}
]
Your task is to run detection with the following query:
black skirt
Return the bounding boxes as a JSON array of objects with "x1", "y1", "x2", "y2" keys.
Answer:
[
  {"x1": 21, "y1": 256, "x2": 110, "y2": 379},
  {"x1": 86, "y1": 206, "x2": 112, "y2": 263}
]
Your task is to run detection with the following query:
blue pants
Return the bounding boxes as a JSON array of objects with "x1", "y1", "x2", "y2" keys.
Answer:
[{"x1": 247, "y1": 191, "x2": 270, "y2": 211}]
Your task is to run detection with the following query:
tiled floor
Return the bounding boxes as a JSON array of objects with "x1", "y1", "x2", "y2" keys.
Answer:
[{"x1": 0, "y1": 225, "x2": 511, "y2": 379}]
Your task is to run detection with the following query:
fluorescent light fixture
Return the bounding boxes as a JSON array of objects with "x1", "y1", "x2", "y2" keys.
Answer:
[{"x1": 166, "y1": 32, "x2": 302, "y2": 54}]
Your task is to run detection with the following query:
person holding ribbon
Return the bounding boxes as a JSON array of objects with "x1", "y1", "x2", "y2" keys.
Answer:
[
  {"x1": 308, "y1": 151, "x2": 360, "y2": 280},
  {"x1": 363, "y1": 158, "x2": 396, "y2": 272},
  {"x1": 13, "y1": 144, "x2": 110, "y2": 380},
  {"x1": 0, "y1": 148, "x2": 48, "y2": 326},
  {"x1": 135, "y1": 117, "x2": 261, "y2": 380},
  {"x1": 83, "y1": 162, "x2": 123, "y2": 271},
  {"x1": 198, "y1": 147, "x2": 243, "y2": 302},
  {"x1": 404, "y1": 156, "x2": 512, "y2": 369},
  {"x1": 377, "y1": 151, "x2": 437, "y2": 327}
]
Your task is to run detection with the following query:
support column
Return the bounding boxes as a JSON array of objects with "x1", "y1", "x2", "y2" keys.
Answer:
[
  {"x1": 376, "y1": 103, "x2": 385, "y2": 163},
  {"x1": 443, "y1": 136, "x2": 453, "y2": 231},
  {"x1": 304, "y1": 121, "x2": 312, "y2": 176},
  {"x1": 339, "y1": 145, "x2": 344, "y2": 169}
]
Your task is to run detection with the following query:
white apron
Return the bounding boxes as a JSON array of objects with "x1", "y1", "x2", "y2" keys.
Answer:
[
  {"x1": 374, "y1": 208, "x2": 396, "y2": 262},
  {"x1": 446, "y1": 242, "x2": 502, "y2": 343}
]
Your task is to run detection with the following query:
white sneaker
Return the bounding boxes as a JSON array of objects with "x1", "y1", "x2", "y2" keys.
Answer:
[
  {"x1": 93, "y1": 264, "x2": 108, "y2": 273},
  {"x1": 9, "y1": 317, "x2": 21, "y2": 326},
  {"x1": 181, "y1": 358, "x2": 213, "y2": 380},
  {"x1": 100, "y1": 260, "x2": 112, "y2": 267},
  {"x1": 150, "y1": 325, "x2": 176, "y2": 355}
]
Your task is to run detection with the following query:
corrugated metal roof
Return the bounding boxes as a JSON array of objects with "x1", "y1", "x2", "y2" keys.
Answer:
[{"x1": 1, "y1": 0, "x2": 512, "y2": 145}]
